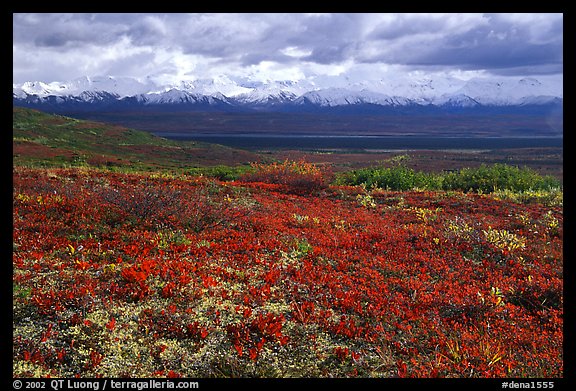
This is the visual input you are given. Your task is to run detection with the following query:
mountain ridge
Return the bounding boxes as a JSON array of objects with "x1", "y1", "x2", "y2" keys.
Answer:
[{"x1": 13, "y1": 74, "x2": 563, "y2": 114}]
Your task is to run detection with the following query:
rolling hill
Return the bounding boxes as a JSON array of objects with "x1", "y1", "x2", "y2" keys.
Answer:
[{"x1": 12, "y1": 107, "x2": 262, "y2": 170}]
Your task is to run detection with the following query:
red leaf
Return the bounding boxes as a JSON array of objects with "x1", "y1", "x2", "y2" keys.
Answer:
[
  {"x1": 57, "y1": 348, "x2": 66, "y2": 362},
  {"x1": 397, "y1": 360, "x2": 408, "y2": 378},
  {"x1": 106, "y1": 317, "x2": 116, "y2": 331},
  {"x1": 234, "y1": 342, "x2": 243, "y2": 357}
]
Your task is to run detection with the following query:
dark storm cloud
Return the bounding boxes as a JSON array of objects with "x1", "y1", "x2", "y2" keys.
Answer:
[
  {"x1": 14, "y1": 13, "x2": 127, "y2": 47},
  {"x1": 279, "y1": 13, "x2": 367, "y2": 65},
  {"x1": 412, "y1": 40, "x2": 563, "y2": 71},
  {"x1": 422, "y1": 16, "x2": 561, "y2": 71},
  {"x1": 367, "y1": 14, "x2": 448, "y2": 40},
  {"x1": 303, "y1": 44, "x2": 357, "y2": 64},
  {"x1": 13, "y1": 13, "x2": 177, "y2": 50},
  {"x1": 361, "y1": 13, "x2": 563, "y2": 75},
  {"x1": 171, "y1": 13, "x2": 355, "y2": 64}
]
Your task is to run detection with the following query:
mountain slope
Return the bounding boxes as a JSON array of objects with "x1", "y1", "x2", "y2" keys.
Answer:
[{"x1": 12, "y1": 107, "x2": 261, "y2": 169}]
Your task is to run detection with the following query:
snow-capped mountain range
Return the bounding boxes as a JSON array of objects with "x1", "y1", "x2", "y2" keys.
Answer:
[{"x1": 13, "y1": 74, "x2": 563, "y2": 113}]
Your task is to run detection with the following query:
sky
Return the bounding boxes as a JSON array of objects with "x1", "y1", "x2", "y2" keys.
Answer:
[{"x1": 12, "y1": 13, "x2": 563, "y2": 86}]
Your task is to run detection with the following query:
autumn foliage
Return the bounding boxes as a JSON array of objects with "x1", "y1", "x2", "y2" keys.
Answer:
[
  {"x1": 241, "y1": 159, "x2": 333, "y2": 194},
  {"x1": 13, "y1": 164, "x2": 562, "y2": 378}
]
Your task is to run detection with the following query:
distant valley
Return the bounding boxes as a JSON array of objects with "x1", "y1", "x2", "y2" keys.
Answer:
[{"x1": 56, "y1": 110, "x2": 563, "y2": 139}]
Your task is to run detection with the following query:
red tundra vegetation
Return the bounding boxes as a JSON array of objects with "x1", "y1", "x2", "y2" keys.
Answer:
[{"x1": 12, "y1": 163, "x2": 562, "y2": 378}]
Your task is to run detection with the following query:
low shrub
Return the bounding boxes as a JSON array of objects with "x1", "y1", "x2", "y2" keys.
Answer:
[{"x1": 240, "y1": 159, "x2": 333, "y2": 194}]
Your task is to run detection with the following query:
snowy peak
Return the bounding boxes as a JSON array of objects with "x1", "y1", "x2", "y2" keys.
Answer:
[
  {"x1": 297, "y1": 88, "x2": 406, "y2": 107},
  {"x1": 13, "y1": 74, "x2": 563, "y2": 111},
  {"x1": 234, "y1": 89, "x2": 298, "y2": 105},
  {"x1": 176, "y1": 75, "x2": 252, "y2": 97},
  {"x1": 519, "y1": 77, "x2": 542, "y2": 87},
  {"x1": 139, "y1": 88, "x2": 229, "y2": 106},
  {"x1": 454, "y1": 77, "x2": 562, "y2": 105},
  {"x1": 14, "y1": 75, "x2": 156, "y2": 98},
  {"x1": 437, "y1": 94, "x2": 480, "y2": 108},
  {"x1": 77, "y1": 90, "x2": 119, "y2": 102}
]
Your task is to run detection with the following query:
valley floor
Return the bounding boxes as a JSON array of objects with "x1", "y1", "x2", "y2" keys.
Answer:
[{"x1": 268, "y1": 147, "x2": 563, "y2": 183}]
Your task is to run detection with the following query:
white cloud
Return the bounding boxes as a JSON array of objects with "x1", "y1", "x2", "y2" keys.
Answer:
[
  {"x1": 13, "y1": 13, "x2": 563, "y2": 85},
  {"x1": 280, "y1": 46, "x2": 313, "y2": 58}
]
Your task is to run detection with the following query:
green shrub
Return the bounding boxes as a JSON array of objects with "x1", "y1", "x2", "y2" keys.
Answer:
[
  {"x1": 441, "y1": 164, "x2": 561, "y2": 193},
  {"x1": 336, "y1": 163, "x2": 561, "y2": 194},
  {"x1": 335, "y1": 166, "x2": 440, "y2": 191},
  {"x1": 187, "y1": 165, "x2": 252, "y2": 181}
]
